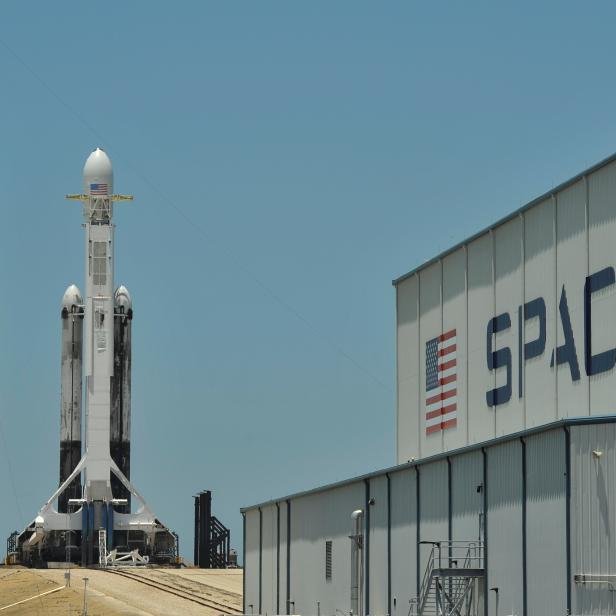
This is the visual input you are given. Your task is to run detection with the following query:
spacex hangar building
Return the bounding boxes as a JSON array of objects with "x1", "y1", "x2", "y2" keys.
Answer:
[{"x1": 242, "y1": 153, "x2": 616, "y2": 616}]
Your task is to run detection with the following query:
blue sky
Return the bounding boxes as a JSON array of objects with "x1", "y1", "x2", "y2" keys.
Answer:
[{"x1": 2, "y1": 2, "x2": 616, "y2": 560}]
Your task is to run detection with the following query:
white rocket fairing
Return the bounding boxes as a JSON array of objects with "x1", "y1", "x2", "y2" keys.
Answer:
[{"x1": 18, "y1": 149, "x2": 174, "y2": 565}]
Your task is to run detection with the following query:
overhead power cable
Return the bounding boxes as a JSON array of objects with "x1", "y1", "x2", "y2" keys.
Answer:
[{"x1": 0, "y1": 35, "x2": 392, "y2": 395}]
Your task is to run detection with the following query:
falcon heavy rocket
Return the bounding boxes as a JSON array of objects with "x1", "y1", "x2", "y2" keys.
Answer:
[{"x1": 17, "y1": 148, "x2": 175, "y2": 565}]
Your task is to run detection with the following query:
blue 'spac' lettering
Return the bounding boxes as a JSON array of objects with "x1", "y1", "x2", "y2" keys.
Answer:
[
  {"x1": 584, "y1": 266, "x2": 616, "y2": 376},
  {"x1": 486, "y1": 313, "x2": 512, "y2": 407},
  {"x1": 483, "y1": 265, "x2": 616, "y2": 408}
]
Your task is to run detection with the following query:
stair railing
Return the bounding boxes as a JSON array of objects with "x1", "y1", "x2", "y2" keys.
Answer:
[{"x1": 417, "y1": 541, "x2": 485, "y2": 616}]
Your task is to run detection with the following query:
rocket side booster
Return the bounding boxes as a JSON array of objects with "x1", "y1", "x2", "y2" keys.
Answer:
[
  {"x1": 111, "y1": 285, "x2": 132, "y2": 513},
  {"x1": 59, "y1": 285, "x2": 83, "y2": 513}
]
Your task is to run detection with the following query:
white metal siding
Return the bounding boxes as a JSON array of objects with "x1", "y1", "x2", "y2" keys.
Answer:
[
  {"x1": 261, "y1": 505, "x2": 277, "y2": 615},
  {"x1": 486, "y1": 440, "x2": 523, "y2": 616},
  {"x1": 588, "y1": 162, "x2": 616, "y2": 414},
  {"x1": 245, "y1": 509, "x2": 260, "y2": 613},
  {"x1": 244, "y1": 421, "x2": 616, "y2": 616},
  {"x1": 389, "y1": 468, "x2": 417, "y2": 613},
  {"x1": 523, "y1": 198, "x2": 556, "y2": 426},
  {"x1": 467, "y1": 233, "x2": 495, "y2": 445},
  {"x1": 279, "y1": 501, "x2": 288, "y2": 615},
  {"x1": 571, "y1": 423, "x2": 616, "y2": 615},
  {"x1": 442, "y1": 248, "x2": 468, "y2": 452},
  {"x1": 556, "y1": 181, "x2": 589, "y2": 418},
  {"x1": 368, "y1": 476, "x2": 388, "y2": 616},
  {"x1": 397, "y1": 274, "x2": 420, "y2": 464},
  {"x1": 419, "y1": 460, "x2": 448, "y2": 577},
  {"x1": 450, "y1": 450, "x2": 482, "y2": 542},
  {"x1": 525, "y1": 430, "x2": 567, "y2": 616},
  {"x1": 289, "y1": 482, "x2": 364, "y2": 616},
  {"x1": 494, "y1": 217, "x2": 524, "y2": 437},
  {"x1": 419, "y1": 262, "x2": 443, "y2": 456},
  {"x1": 396, "y1": 157, "x2": 616, "y2": 463}
]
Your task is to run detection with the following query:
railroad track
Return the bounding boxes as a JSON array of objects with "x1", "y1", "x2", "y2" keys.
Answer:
[{"x1": 103, "y1": 568, "x2": 241, "y2": 613}]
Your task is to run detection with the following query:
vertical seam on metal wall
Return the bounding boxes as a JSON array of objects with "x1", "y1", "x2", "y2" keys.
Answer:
[
  {"x1": 395, "y1": 280, "x2": 400, "y2": 463},
  {"x1": 447, "y1": 456, "x2": 453, "y2": 603},
  {"x1": 440, "y1": 257, "x2": 444, "y2": 451},
  {"x1": 491, "y1": 229, "x2": 496, "y2": 437},
  {"x1": 242, "y1": 512, "x2": 246, "y2": 614},
  {"x1": 482, "y1": 447, "x2": 488, "y2": 616},
  {"x1": 465, "y1": 244, "x2": 469, "y2": 444},
  {"x1": 584, "y1": 175, "x2": 590, "y2": 414},
  {"x1": 417, "y1": 272, "x2": 421, "y2": 458},
  {"x1": 386, "y1": 473, "x2": 391, "y2": 616},
  {"x1": 521, "y1": 438, "x2": 527, "y2": 616},
  {"x1": 276, "y1": 502, "x2": 280, "y2": 615},
  {"x1": 447, "y1": 457, "x2": 452, "y2": 543},
  {"x1": 520, "y1": 212, "x2": 526, "y2": 418},
  {"x1": 564, "y1": 427, "x2": 572, "y2": 613},
  {"x1": 365, "y1": 479, "x2": 370, "y2": 616},
  {"x1": 286, "y1": 499, "x2": 291, "y2": 615},
  {"x1": 553, "y1": 194, "x2": 559, "y2": 417},
  {"x1": 415, "y1": 466, "x2": 421, "y2": 596},
  {"x1": 259, "y1": 507, "x2": 262, "y2": 615}
]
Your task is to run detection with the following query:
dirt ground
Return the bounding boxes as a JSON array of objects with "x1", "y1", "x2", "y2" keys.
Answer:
[{"x1": 0, "y1": 566, "x2": 243, "y2": 616}]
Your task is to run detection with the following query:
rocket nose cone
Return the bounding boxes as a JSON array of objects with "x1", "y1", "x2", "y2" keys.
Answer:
[
  {"x1": 115, "y1": 285, "x2": 132, "y2": 312},
  {"x1": 83, "y1": 147, "x2": 113, "y2": 195},
  {"x1": 62, "y1": 284, "x2": 83, "y2": 311}
]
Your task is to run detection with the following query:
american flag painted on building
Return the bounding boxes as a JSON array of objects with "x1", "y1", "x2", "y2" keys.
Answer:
[
  {"x1": 425, "y1": 328, "x2": 457, "y2": 434},
  {"x1": 90, "y1": 183, "x2": 108, "y2": 195}
]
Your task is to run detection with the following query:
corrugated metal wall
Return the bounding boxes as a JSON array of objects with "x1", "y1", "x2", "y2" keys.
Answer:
[
  {"x1": 289, "y1": 482, "x2": 364, "y2": 616},
  {"x1": 389, "y1": 468, "x2": 417, "y2": 615},
  {"x1": 451, "y1": 450, "x2": 482, "y2": 542},
  {"x1": 396, "y1": 157, "x2": 616, "y2": 463},
  {"x1": 244, "y1": 508, "x2": 260, "y2": 613},
  {"x1": 571, "y1": 423, "x2": 616, "y2": 615},
  {"x1": 523, "y1": 197, "x2": 556, "y2": 427},
  {"x1": 486, "y1": 440, "x2": 523, "y2": 616},
  {"x1": 261, "y1": 504, "x2": 277, "y2": 615},
  {"x1": 397, "y1": 274, "x2": 419, "y2": 463},
  {"x1": 245, "y1": 422, "x2": 616, "y2": 616},
  {"x1": 278, "y1": 501, "x2": 288, "y2": 615},
  {"x1": 525, "y1": 429, "x2": 567, "y2": 615},
  {"x1": 367, "y1": 476, "x2": 388, "y2": 615},
  {"x1": 418, "y1": 460, "x2": 449, "y2": 581}
]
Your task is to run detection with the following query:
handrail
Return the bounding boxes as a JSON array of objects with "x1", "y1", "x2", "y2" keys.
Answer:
[{"x1": 417, "y1": 541, "x2": 485, "y2": 615}]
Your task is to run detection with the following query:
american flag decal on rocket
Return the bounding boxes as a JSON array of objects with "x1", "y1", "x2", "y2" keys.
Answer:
[
  {"x1": 425, "y1": 328, "x2": 457, "y2": 434},
  {"x1": 90, "y1": 183, "x2": 108, "y2": 195}
]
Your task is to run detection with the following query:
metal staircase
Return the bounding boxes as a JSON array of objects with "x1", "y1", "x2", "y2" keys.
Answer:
[{"x1": 413, "y1": 541, "x2": 484, "y2": 616}]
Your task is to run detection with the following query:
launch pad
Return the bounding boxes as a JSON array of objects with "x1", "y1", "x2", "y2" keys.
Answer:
[{"x1": 15, "y1": 149, "x2": 176, "y2": 566}]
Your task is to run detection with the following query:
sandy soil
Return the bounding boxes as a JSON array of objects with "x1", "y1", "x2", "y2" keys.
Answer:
[{"x1": 0, "y1": 566, "x2": 243, "y2": 616}]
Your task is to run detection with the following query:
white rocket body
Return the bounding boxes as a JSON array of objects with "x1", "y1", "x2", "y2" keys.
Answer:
[{"x1": 82, "y1": 148, "x2": 115, "y2": 501}]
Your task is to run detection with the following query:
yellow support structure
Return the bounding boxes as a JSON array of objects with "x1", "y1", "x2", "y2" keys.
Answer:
[{"x1": 65, "y1": 194, "x2": 134, "y2": 201}]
